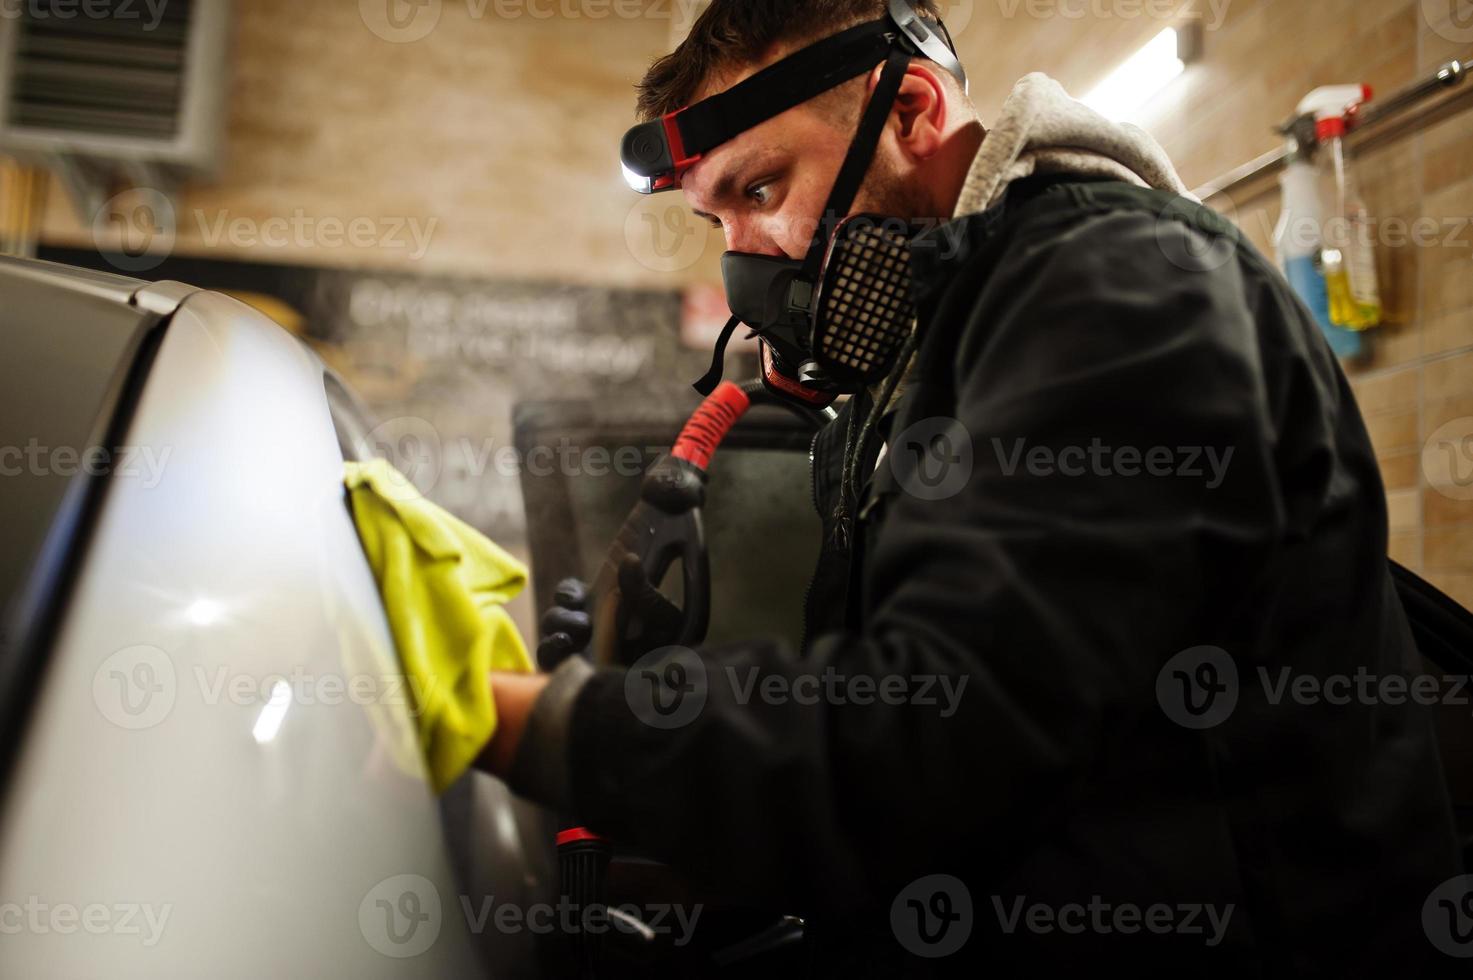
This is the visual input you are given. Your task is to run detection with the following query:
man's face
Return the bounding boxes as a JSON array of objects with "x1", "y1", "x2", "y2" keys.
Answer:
[{"x1": 678, "y1": 66, "x2": 928, "y2": 259}]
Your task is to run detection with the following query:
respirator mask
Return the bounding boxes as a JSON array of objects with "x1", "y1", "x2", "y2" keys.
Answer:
[{"x1": 619, "y1": 0, "x2": 968, "y2": 407}]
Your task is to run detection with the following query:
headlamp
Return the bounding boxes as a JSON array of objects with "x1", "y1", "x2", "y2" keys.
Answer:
[
  {"x1": 620, "y1": 113, "x2": 696, "y2": 194},
  {"x1": 618, "y1": 0, "x2": 966, "y2": 196},
  {"x1": 618, "y1": 0, "x2": 967, "y2": 406}
]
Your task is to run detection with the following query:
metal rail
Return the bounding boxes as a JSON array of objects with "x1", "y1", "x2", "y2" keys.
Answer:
[{"x1": 1193, "y1": 56, "x2": 1472, "y2": 202}]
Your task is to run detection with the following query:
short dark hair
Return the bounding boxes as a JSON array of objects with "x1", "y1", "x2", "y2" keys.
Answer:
[{"x1": 635, "y1": 0, "x2": 945, "y2": 121}]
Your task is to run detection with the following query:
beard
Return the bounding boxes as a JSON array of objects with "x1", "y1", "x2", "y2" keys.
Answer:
[{"x1": 850, "y1": 151, "x2": 938, "y2": 223}]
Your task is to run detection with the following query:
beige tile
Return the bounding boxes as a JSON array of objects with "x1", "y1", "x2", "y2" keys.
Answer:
[
  {"x1": 1362, "y1": 0, "x2": 1420, "y2": 28},
  {"x1": 1360, "y1": 141, "x2": 1421, "y2": 214},
  {"x1": 1419, "y1": 249, "x2": 1473, "y2": 321},
  {"x1": 1418, "y1": 179, "x2": 1473, "y2": 248},
  {"x1": 1427, "y1": 524, "x2": 1473, "y2": 572},
  {"x1": 1387, "y1": 487, "x2": 1424, "y2": 531},
  {"x1": 1365, "y1": 408, "x2": 1421, "y2": 453},
  {"x1": 1388, "y1": 530, "x2": 1423, "y2": 570},
  {"x1": 1420, "y1": 3, "x2": 1473, "y2": 70},
  {"x1": 1331, "y1": 7, "x2": 1419, "y2": 100},
  {"x1": 1350, "y1": 364, "x2": 1421, "y2": 415},
  {"x1": 1379, "y1": 451, "x2": 1422, "y2": 490},
  {"x1": 1426, "y1": 489, "x2": 1473, "y2": 527},
  {"x1": 1420, "y1": 396, "x2": 1473, "y2": 507},
  {"x1": 1414, "y1": 0, "x2": 1473, "y2": 68},
  {"x1": 1423, "y1": 309, "x2": 1473, "y2": 359},
  {"x1": 1423, "y1": 113, "x2": 1473, "y2": 196},
  {"x1": 1426, "y1": 350, "x2": 1473, "y2": 402},
  {"x1": 1423, "y1": 392, "x2": 1473, "y2": 435},
  {"x1": 1363, "y1": 318, "x2": 1422, "y2": 370}
]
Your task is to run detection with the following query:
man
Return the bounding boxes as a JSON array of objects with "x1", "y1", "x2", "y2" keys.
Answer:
[{"x1": 479, "y1": 1, "x2": 1463, "y2": 975}]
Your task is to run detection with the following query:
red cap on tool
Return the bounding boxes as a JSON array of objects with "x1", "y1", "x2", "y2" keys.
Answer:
[{"x1": 556, "y1": 827, "x2": 607, "y2": 847}]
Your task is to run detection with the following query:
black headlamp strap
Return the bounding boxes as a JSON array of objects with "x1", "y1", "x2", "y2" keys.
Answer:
[
  {"x1": 799, "y1": 45, "x2": 913, "y2": 279},
  {"x1": 674, "y1": 19, "x2": 896, "y2": 160}
]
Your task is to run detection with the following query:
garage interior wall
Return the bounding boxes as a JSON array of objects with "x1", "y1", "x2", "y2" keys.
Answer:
[
  {"x1": 951, "y1": 0, "x2": 1473, "y2": 609},
  {"x1": 22, "y1": 0, "x2": 1473, "y2": 610}
]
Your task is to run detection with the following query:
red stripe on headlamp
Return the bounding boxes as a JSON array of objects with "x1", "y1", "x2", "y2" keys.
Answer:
[
  {"x1": 620, "y1": 109, "x2": 703, "y2": 194},
  {"x1": 662, "y1": 111, "x2": 700, "y2": 184}
]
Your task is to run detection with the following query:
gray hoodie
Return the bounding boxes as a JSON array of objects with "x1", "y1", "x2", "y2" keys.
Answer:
[{"x1": 954, "y1": 71, "x2": 1192, "y2": 218}]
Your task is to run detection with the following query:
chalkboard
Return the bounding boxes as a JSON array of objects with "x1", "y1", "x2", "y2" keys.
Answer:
[{"x1": 37, "y1": 247, "x2": 715, "y2": 543}]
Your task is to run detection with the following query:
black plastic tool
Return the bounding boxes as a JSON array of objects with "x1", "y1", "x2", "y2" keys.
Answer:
[{"x1": 588, "y1": 381, "x2": 752, "y2": 665}]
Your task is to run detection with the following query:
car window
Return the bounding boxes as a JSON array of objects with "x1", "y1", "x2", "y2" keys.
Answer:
[{"x1": 0, "y1": 267, "x2": 160, "y2": 772}]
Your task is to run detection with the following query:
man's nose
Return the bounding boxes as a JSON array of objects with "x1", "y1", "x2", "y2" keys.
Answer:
[{"x1": 723, "y1": 220, "x2": 787, "y2": 258}]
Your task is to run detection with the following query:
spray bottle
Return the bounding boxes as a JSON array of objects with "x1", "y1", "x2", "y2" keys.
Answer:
[
  {"x1": 1297, "y1": 84, "x2": 1381, "y2": 333},
  {"x1": 1274, "y1": 121, "x2": 1357, "y2": 356}
]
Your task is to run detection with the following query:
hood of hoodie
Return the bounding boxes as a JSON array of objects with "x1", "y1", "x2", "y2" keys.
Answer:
[{"x1": 953, "y1": 72, "x2": 1194, "y2": 219}]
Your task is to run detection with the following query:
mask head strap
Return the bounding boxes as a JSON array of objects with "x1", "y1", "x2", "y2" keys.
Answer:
[{"x1": 798, "y1": 44, "x2": 913, "y2": 279}]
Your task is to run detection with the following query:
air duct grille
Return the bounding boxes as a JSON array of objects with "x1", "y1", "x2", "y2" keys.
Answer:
[{"x1": 8, "y1": 0, "x2": 194, "y2": 140}]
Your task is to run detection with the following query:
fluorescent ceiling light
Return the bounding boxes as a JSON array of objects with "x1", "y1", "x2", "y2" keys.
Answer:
[{"x1": 1081, "y1": 27, "x2": 1186, "y2": 121}]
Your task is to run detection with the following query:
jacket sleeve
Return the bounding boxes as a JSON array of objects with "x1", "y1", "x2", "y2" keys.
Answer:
[{"x1": 510, "y1": 205, "x2": 1289, "y2": 912}]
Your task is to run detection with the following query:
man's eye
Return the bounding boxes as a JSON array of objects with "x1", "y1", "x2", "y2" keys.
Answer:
[{"x1": 748, "y1": 182, "x2": 775, "y2": 206}]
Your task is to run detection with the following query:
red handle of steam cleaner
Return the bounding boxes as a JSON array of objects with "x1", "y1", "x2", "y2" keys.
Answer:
[
  {"x1": 671, "y1": 380, "x2": 751, "y2": 469},
  {"x1": 590, "y1": 382, "x2": 752, "y2": 666}
]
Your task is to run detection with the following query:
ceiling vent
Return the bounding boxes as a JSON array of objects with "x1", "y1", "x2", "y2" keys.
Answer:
[{"x1": 0, "y1": 0, "x2": 231, "y2": 216}]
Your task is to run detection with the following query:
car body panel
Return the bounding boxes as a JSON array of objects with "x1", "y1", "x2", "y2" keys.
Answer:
[{"x1": 0, "y1": 287, "x2": 491, "y2": 976}]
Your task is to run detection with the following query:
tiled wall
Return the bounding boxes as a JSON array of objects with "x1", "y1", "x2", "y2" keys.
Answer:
[
  {"x1": 1160, "y1": 0, "x2": 1473, "y2": 610},
  {"x1": 961, "y1": 0, "x2": 1473, "y2": 608}
]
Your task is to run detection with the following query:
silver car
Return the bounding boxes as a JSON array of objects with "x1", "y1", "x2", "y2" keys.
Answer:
[{"x1": 0, "y1": 255, "x2": 555, "y2": 979}]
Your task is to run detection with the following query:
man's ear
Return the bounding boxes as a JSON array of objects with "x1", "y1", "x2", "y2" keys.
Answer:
[{"x1": 868, "y1": 61, "x2": 948, "y2": 161}]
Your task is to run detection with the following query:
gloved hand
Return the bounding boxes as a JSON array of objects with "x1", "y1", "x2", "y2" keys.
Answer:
[
  {"x1": 536, "y1": 556, "x2": 685, "y2": 670},
  {"x1": 609, "y1": 553, "x2": 686, "y2": 665},
  {"x1": 537, "y1": 577, "x2": 593, "y2": 672}
]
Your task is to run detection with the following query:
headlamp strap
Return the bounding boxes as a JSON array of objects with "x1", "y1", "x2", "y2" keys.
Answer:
[
  {"x1": 800, "y1": 45, "x2": 914, "y2": 280},
  {"x1": 673, "y1": 20, "x2": 897, "y2": 163}
]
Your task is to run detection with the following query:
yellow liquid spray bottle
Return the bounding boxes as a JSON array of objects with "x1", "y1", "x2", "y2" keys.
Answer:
[{"x1": 1296, "y1": 84, "x2": 1382, "y2": 332}]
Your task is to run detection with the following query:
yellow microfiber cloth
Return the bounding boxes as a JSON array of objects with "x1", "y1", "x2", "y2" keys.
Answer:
[{"x1": 344, "y1": 458, "x2": 533, "y2": 794}]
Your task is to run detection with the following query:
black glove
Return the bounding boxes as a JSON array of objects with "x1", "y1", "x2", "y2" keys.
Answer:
[
  {"x1": 609, "y1": 553, "x2": 686, "y2": 666},
  {"x1": 536, "y1": 556, "x2": 686, "y2": 671},
  {"x1": 537, "y1": 578, "x2": 593, "y2": 672}
]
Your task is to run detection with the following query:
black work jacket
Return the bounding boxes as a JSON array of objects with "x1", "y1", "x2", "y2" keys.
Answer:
[{"x1": 566, "y1": 176, "x2": 1466, "y2": 977}]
